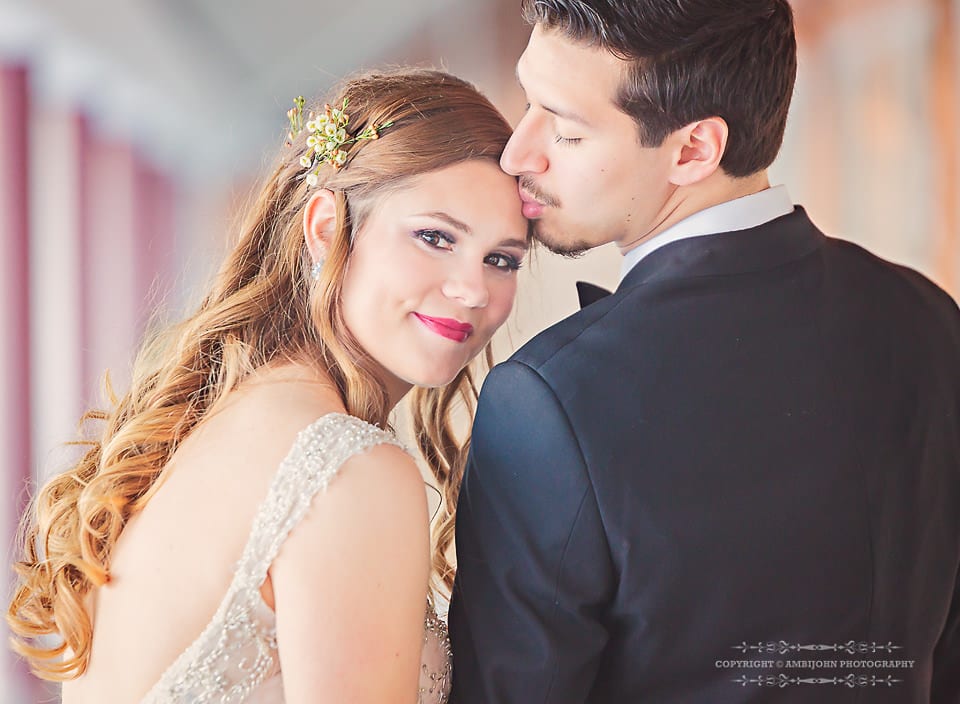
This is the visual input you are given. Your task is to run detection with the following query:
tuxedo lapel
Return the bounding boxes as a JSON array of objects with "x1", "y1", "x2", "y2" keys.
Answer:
[{"x1": 576, "y1": 281, "x2": 613, "y2": 309}]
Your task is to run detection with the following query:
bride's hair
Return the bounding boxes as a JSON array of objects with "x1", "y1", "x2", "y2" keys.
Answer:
[{"x1": 7, "y1": 68, "x2": 513, "y2": 680}]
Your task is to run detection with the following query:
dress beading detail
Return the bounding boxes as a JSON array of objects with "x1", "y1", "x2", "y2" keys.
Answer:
[{"x1": 140, "y1": 413, "x2": 451, "y2": 704}]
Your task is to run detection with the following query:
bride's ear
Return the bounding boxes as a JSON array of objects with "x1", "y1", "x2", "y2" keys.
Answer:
[{"x1": 303, "y1": 189, "x2": 339, "y2": 264}]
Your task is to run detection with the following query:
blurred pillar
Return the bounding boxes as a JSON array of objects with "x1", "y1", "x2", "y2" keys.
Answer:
[
  {"x1": 30, "y1": 107, "x2": 90, "y2": 483},
  {"x1": 789, "y1": 18, "x2": 843, "y2": 236},
  {"x1": 84, "y1": 140, "x2": 179, "y2": 399},
  {"x1": 931, "y1": 0, "x2": 958, "y2": 294},
  {"x1": 135, "y1": 162, "x2": 177, "y2": 329},
  {"x1": 0, "y1": 61, "x2": 45, "y2": 704},
  {"x1": 490, "y1": 0, "x2": 538, "y2": 118},
  {"x1": 84, "y1": 137, "x2": 142, "y2": 397}
]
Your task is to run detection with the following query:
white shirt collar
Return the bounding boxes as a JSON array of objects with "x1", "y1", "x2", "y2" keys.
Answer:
[{"x1": 620, "y1": 185, "x2": 795, "y2": 280}]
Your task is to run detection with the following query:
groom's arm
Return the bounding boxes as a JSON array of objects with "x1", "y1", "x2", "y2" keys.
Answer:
[
  {"x1": 931, "y1": 562, "x2": 960, "y2": 702},
  {"x1": 449, "y1": 360, "x2": 614, "y2": 704}
]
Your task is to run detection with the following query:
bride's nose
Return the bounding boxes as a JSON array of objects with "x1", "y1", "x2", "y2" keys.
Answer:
[{"x1": 441, "y1": 260, "x2": 489, "y2": 309}]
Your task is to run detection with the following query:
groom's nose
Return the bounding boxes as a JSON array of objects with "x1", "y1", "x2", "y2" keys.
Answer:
[{"x1": 501, "y1": 116, "x2": 548, "y2": 176}]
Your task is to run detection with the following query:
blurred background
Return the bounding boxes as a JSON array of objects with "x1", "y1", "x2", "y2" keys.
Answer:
[{"x1": 1, "y1": 0, "x2": 957, "y2": 700}]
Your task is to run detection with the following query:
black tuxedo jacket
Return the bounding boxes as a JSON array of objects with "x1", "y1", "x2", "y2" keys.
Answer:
[{"x1": 449, "y1": 208, "x2": 960, "y2": 703}]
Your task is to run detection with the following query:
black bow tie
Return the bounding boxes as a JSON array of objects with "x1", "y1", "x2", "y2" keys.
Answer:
[{"x1": 576, "y1": 281, "x2": 613, "y2": 309}]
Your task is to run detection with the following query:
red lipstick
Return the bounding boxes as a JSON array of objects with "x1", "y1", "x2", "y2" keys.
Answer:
[{"x1": 414, "y1": 313, "x2": 474, "y2": 343}]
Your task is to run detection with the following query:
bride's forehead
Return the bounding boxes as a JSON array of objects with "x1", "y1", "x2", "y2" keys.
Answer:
[{"x1": 362, "y1": 164, "x2": 525, "y2": 236}]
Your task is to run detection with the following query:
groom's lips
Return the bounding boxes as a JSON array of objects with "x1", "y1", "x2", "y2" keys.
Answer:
[{"x1": 519, "y1": 189, "x2": 545, "y2": 219}]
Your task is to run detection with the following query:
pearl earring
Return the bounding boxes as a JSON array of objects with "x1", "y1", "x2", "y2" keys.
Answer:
[{"x1": 310, "y1": 260, "x2": 324, "y2": 281}]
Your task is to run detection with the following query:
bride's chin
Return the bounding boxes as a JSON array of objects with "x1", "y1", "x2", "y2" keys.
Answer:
[
  {"x1": 412, "y1": 366, "x2": 469, "y2": 389},
  {"x1": 414, "y1": 374, "x2": 459, "y2": 390},
  {"x1": 388, "y1": 349, "x2": 484, "y2": 390}
]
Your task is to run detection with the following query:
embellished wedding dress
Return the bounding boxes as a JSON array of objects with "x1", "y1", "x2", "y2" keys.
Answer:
[{"x1": 140, "y1": 414, "x2": 452, "y2": 703}]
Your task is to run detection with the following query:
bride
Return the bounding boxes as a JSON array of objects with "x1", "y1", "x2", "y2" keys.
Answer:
[{"x1": 8, "y1": 68, "x2": 528, "y2": 703}]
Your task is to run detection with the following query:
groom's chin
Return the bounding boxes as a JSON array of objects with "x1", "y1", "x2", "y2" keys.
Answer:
[{"x1": 532, "y1": 222, "x2": 591, "y2": 259}]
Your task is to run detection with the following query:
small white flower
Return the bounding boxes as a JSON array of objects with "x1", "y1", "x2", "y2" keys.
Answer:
[
  {"x1": 299, "y1": 155, "x2": 312, "y2": 168},
  {"x1": 306, "y1": 173, "x2": 319, "y2": 187},
  {"x1": 336, "y1": 127, "x2": 347, "y2": 142},
  {"x1": 306, "y1": 135, "x2": 319, "y2": 147},
  {"x1": 317, "y1": 113, "x2": 329, "y2": 125},
  {"x1": 332, "y1": 150, "x2": 347, "y2": 167},
  {"x1": 315, "y1": 144, "x2": 327, "y2": 155},
  {"x1": 324, "y1": 122, "x2": 337, "y2": 138},
  {"x1": 305, "y1": 120, "x2": 317, "y2": 132}
]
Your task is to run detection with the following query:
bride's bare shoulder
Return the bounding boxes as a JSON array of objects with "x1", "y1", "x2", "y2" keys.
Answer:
[{"x1": 173, "y1": 362, "x2": 349, "y2": 482}]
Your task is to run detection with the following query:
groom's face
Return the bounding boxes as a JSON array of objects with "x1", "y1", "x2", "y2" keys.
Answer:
[{"x1": 501, "y1": 25, "x2": 677, "y2": 256}]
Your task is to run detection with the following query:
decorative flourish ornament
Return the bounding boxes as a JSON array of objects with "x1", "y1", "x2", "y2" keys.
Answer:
[{"x1": 286, "y1": 97, "x2": 393, "y2": 185}]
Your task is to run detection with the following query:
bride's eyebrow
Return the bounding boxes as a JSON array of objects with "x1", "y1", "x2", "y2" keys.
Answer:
[
  {"x1": 415, "y1": 211, "x2": 471, "y2": 234},
  {"x1": 415, "y1": 211, "x2": 527, "y2": 250},
  {"x1": 498, "y1": 237, "x2": 529, "y2": 250}
]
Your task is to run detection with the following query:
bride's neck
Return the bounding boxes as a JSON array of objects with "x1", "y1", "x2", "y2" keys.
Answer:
[{"x1": 253, "y1": 357, "x2": 411, "y2": 417}]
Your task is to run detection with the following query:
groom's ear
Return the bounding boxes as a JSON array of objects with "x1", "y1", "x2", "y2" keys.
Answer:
[
  {"x1": 667, "y1": 116, "x2": 728, "y2": 186},
  {"x1": 303, "y1": 189, "x2": 338, "y2": 264}
]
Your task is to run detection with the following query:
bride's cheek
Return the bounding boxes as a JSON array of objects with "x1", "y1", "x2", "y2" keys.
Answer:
[{"x1": 495, "y1": 286, "x2": 518, "y2": 324}]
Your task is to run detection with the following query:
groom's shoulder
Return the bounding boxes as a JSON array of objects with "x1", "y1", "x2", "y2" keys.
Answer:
[
  {"x1": 824, "y1": 234, "x2": 960, "y2": 323},
  {"x1": 507, "y1": 294, "x2": 626, "y2": 372}
]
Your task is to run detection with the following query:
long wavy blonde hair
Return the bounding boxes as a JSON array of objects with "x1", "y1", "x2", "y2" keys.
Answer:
[{"x1": 7, "y1": 68, "x2": 514, "y2": 681}]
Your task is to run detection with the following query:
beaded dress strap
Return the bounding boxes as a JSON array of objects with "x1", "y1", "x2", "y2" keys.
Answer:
[
  {"x1": 232, "y1": 413, "x2": 405, "y2": 596},
  {"x1": 139, "y1": 413, "x2": 405, "y2": 703}
]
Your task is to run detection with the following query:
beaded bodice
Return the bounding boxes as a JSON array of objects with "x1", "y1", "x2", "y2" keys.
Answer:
[{"x1": 140, "y1": 413, "x2": 452, "y2": 704}]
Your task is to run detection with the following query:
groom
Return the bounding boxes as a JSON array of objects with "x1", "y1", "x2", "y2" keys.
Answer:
[{"x1": 449, "y1": 1, "x2": 960, "y2": 702}]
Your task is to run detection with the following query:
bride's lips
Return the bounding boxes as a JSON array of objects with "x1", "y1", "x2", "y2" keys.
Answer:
[
  {"x1": 413, "y1": 313, "x2": 474, "y2": 343},
  {"x1": 519, "y1": 189, "x2": 545, "y2": 219}
]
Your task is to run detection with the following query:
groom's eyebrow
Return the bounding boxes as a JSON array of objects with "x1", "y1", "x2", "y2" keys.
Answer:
[{"x1": 515, "y1": 68, "x2": 592, "y2": 127}]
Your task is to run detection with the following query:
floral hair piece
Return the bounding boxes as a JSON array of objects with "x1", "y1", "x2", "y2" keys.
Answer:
[{"x1": 287, "y1": 96, "x2": 393, "y2": 186}]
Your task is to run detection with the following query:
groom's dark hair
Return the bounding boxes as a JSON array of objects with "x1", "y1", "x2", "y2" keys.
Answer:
[{"x1": 520, "y1": 0, "x2": 797, "y2": 177}]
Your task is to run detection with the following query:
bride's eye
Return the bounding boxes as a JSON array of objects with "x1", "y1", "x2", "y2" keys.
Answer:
[
  {"x1": 415, "y1": 229, "x2": 454, "y2": 250},
  {"x1": 484, "y1": 253, "x2": 522, "y2": 271}
]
